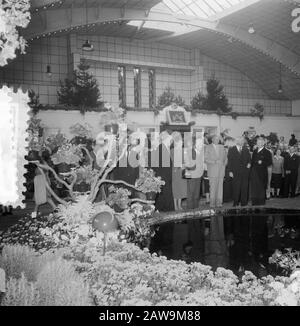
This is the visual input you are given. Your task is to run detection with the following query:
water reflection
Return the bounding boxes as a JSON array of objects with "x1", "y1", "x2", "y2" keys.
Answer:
[{"x1": 150, "y1": 214, "x2": 300, "y2": 277}]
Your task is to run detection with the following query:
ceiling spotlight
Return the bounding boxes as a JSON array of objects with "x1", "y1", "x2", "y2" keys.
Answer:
[
  {"x1": 278, "y1": 84, "x2": 283, "y2": 94},
  {"x1": 82, "y1": 39, "x2": 94, "y2": 51},
  {"x1": 248, "y1": 24, "x2": 255, "y2": 34},
  {"x1": 46, "y1": 65, "x2": 52, "y2": 77}
]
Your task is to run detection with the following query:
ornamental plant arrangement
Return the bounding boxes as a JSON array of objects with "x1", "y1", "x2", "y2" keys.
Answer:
[
  {"x1": 135, "y1": 168, "x2": 165, "y2": 200},
  {"x1": 27, "y1": 104, "x2": 163, "y2": 216}
]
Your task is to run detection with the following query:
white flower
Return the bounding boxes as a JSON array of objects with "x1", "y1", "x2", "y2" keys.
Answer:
[
  {"x1": 89, "y1": 236, "x2": 102, "y2": 246},
  {"x1": 270, "y1": 281, "x2": 284, "y2": 291},
  {"x1": 287, "y1": 281, "x2": 300, "y2": 294},
  {"x1": 61, "y1": 234, "x2": 69, "y2": 241},
  {"x1": 76, "y1": 224, "x2": 90, "y2": 237},
  {"x1": 31, "y1": 212, "x2": 37, "y2": 218},
  {"x1": 275, "y1": 289, "x2": 298, "y2": 306},
  {"x1": 290, "y1": 270, "x2": 300, "y2": 281}
]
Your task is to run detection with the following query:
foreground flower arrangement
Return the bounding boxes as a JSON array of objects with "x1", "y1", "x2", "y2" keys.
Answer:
[
  {"x1": 1, "y1": 237, "x2": 300, "y2": 306},
  {"x1": 1, "y1": 205, "x2": 300, "y2": 306}
]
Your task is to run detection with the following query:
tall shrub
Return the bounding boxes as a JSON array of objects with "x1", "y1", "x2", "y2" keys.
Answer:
[
  {"x1": 190, "y1": 90, "x2": 207, "y2": 112},
  {"x1": 157, "y1": 87, "x2": 185, "y2": 108},
  {"x1": 58, "y1": 61, "x2": 103, "y2": 114},
  {"x1": 205, "y1": 76, "x2": 231, "y2": 113}
]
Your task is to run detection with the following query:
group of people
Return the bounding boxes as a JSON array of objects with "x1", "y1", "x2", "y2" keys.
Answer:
[
  {"x1": 89, "y1": 129, "x2": 300, "y2": 212},
  {"x1": 147, "y1": 131, "x2": 300, "y2": 212},
  {"x1": 22, "y1": 129, "x2": 300, "y2": 215},
  {"x1": 165, "y1": 133, "x2": 273, "y2": 210}
]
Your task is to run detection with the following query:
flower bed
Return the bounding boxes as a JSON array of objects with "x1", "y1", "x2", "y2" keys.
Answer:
[
  {"x1": 1, "y1": 205, "x2": 300, "y2": 306},
  {"x1": 0, "y1": 214, "x2": 68, "y2": 252},
  {"x1": 62, "y1": 239, "x2": 300, "y2": 306}
]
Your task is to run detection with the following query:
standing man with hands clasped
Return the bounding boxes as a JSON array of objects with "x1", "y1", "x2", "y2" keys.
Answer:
[
  {"x1": 227, "y1": 137, "x2": 251, "y2": 207},
  {"x1": 250, "y1": 137, "x2": 273, "y2": 206}
]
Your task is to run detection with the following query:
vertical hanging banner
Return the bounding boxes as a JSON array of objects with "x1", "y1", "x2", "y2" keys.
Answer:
[{"x1": 0, "y1": 86, "x2": 30, "y2": 208}]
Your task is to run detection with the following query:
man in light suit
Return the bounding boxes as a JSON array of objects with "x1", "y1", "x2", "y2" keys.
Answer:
[
  {"x1": 205, "y1": 135, "x2": 227, "y2": 208},
  {"x1": 184, "y1": 136, "x2": 204, "y2": 209}
]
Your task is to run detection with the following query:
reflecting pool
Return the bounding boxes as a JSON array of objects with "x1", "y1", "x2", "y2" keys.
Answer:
[{"x1": 150, "y1": 213, "x2": 300, "y2": 277}]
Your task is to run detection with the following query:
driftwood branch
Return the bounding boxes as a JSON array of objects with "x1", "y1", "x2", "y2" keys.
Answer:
[
  {"x1": 89, "y1": 161, "x2": 117, "y2": 202},
  {"x1": 31, "y1": 161, "x2": 71, "y2": 190},
  {"x1": 79, "y1": 145, "x2": 93, "y2": 167},
  {"x1": 89, "y1": 134, "x2": 130, "y2": 202},
  {"x1": 102, "y1": 180, "x2": 141, "y2": 192},
  {"x1": 129, "y1": 198, "x2": 154, "y2": 205}
]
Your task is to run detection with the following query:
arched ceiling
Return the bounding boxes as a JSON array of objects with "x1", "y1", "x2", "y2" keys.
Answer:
[{"x1": 25, "y1": 0, "x2": 300, "y2": 100}]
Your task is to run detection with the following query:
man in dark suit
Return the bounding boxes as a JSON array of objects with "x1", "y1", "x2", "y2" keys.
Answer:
[
  {"x1": 250, "y1": 137, "x2": 273, "y2": 206},
  {"x1": 227, "y1": 137, "x2": 251, "y2": 207},
  {"x1": 284, "y1": 146, "x2": 300, "y2": 197},
  {"x1": 152, "y1": 131, "x2": 174, "y2": 212}
]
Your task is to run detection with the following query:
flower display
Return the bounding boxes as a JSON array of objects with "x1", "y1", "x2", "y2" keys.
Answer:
[
  {"x1": 45, "y1": 132, "x2": 68, "y2": 153},
  {"x1": 56, "y1": 195, "x2": 96, "y2": 226},
  {"x1": 0, "y1": 0, "x2": 30, "y2": 66},
  {"x1": 51, "y1": 143, "x2": 83, "y2": 166},
  {"x1": 27, "y1": 116, "x2": 45, "y2": 152},
  {"x1": 269, "y1": 249, "x2": 300, "y2": 276},
  {"x1": 135, "y1": 168, "x2": 165, "y2": 194},
  {"x1": 74, "y1": 165, "x2": 95, "y2": 185},
  {"x1": 62, "y1": 239, "x2": 300, "y2": 306},
  {"x1": 117, "y1": 203, "x2": 158, "y2": 249},
  {"x1": 106, "y1": 186, "x2": 131, "y2": 211},
  {"x1": 1, "y1": 211, "x2": 300, "y2": 306},
  {"x1": 0, "y1": 214, "x2": 68, "y2": 252}
]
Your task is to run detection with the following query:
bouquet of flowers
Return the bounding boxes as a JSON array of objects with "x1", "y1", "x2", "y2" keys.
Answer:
[
  {"x1": 135, "y1": 168, "x2": 165, "y2": 194},
  {"x1": 118, "y1": 203, "x2": 158, "y2": 249},
  {"x1": 74, "y1": 165, "x2": 95, "y2": 185},
  {"x1": 106, "y1": 186, "x2": 131, "y2": 211},
  {"x1": 27, "y1": 116, "x2": 44, "y2": 152},
  {"x1": 99, "y1": 104, "x2": 125, "y2": 129},
  {"x1": 51, "y1": 143, "x2": 83, "y2": 166},
  {"x1": 45, "y1": 132, "x2": 68, "y2": 153},
  {"x1": 269, "y1": 249, "x2": 300, "y2": 276}
]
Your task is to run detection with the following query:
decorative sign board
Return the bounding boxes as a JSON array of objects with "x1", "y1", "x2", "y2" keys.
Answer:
[{"x1": 161, "y1": 103, "x2": 189, "y2": 126}]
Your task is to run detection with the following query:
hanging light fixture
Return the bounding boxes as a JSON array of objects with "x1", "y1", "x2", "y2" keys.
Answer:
[
  {"x1": 82, "y1": 0, "x2": 94, "y2": 52},
  {"x1": 46, "y1": 65, "x2": 52, "y2": 77},
  {"x1": 278, "y1": 63, "x2": 283, "y2": 94},
  {"x1": 248, "y1": 23, "x2": 255, "y2": 34},
  {"x1": 46, "y1": 37, "x2": 52, "y2": 77},
  {"x1": 82, "y1": 39, "x2": 94, "y2": 51}
]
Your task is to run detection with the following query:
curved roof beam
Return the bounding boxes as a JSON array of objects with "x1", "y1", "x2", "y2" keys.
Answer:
[{"x1": 23, "y1": 6, "x2": 300, "y2": 77}]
